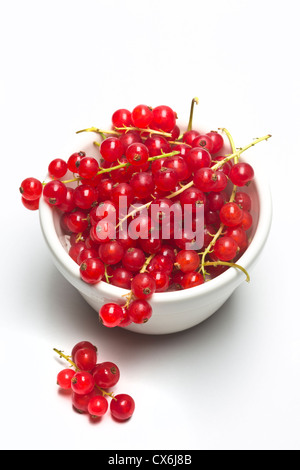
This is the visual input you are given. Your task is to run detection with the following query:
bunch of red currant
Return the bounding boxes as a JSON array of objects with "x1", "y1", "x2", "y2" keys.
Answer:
[
  {"x1": 20, "y1": 99, "x2": 271, "y2": 329},
  {"x1": 55, "y1": 341, "x2": 135, "y2": 421}
]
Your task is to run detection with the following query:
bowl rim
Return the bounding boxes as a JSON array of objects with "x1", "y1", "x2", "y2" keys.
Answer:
[{"x1": 39, "y1": 130, "x2": 272, "y2": 305}]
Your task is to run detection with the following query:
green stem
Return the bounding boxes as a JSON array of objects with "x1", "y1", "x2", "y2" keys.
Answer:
[
  {"x1": 203, "y1": 261, "x2": 250, "y2": 282},
  {"x1": 187, "y1": 97, "x2": 199, "y2": 131}
]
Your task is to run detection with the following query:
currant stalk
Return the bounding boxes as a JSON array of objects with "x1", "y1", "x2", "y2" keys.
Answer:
[{"x1": 187, "y1": 97, "x2": 199, "y2": 131}]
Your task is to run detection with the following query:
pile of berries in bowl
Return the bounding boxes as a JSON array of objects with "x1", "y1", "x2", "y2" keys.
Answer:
[{"x1": 20, "y1": 100, "x2": 272, "y2": 335}]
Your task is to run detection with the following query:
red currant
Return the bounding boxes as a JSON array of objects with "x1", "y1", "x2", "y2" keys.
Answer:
[
  {"x1": 128, "y1": 299, "x2": 152, "y2": 324},
  {"x1": 98, "y1": 240, "x2": 124, "y2": 265},
  {"x1": 71, "y1": 341, "x2": 97, "y2": 362},
  {"x1": 19, "y1": 177, "x2": 43, "y2": 201},
  {"x1": 131, "y1": 273, "x2": 156, "y2": 300},
  {"x1": 206, "y1": 131, "x2": 224, "y2": 154},
  {"x1": 175, "y1": 250, "x2": 200, "y2": 273},
  {"x1": 74, "y1": 347, "x2": 97, "y2": 371},
  {"x1": 126, "y1": 142, "x2": 149, "y2": 167},
  {"x1": 112, "y1": 108, "x2": 132, "y2": 129},
  {"x1": 71, "y1": 371, "x2": 95, "y2": 395},
  {"x1": 131, "y1": 104, "x2": 153, "y2": 128},
  {"x1": 80, "y1": 258, "x2": 105, "y2": 284},
  {"x1": 48, "y1": 158, "x2": 68, "y2": 179},
  {"x1": 88, "y1": 395, "x2": 108, "y2": 418},
  {"x1": 99, "y1": 303, "x2": 124, "y2": 327},
  {"x1": 219, "y1": 202, "x2": 244, "y2": 227},
  {"x1": 213, "y1": 236, "x2": 238, "y2": 261},
  {"x1": 43, "y1": 180, "x2": 67, "y2": 206},
  {"x1": 57, "y1": 368, "x2": 76, "y2": 389},
  {"x1": 93, "y1": 361, "x2": 120, "y2": 388},
  {"x1": 110, "y1": 394, "x2": 135, "y2": 421},
  {"x1": 229, "y1": 162, "x2": 254, "y2": 186},
  {"x1": 100, "y1": 137, "x2": 123, "y2": 163},
  {"x1": 152, "y1": 105, "x2": 176, "y2": 133}
]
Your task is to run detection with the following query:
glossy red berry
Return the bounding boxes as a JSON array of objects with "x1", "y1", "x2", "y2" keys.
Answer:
[
  {"x1": 229, "y1": 162, "x2": 255, "y2": 186},
  {"x1": 182, "y1": 129, "x2": 200, "y2": 146},
  {"x1": 67, "y1": 151, "x2": 86, "y2": 173},
  {"x1": 71, "y1": 371, "x2": 95, "y2": 395},
  {"x1": 73, "y1": 184, "x2": 98, "y2": 210},
  {"x1": 80, "y1": 258, "x2": 105, "y2": 284},
  {"x1": 43, "y1": 180, "x2": 67, "y2": 206},
  {"x1": 74, "y1": 347, "x2": 97, "y2": 371},
  {"x1": 181, "y1": 271, "x2": 204, "y2": 289},
  {"x1": 110, "y1": 394, "x2": 135, "y2": 421},
  {"x1": 122, "y1": 247, "x2": 146, "y2": 272},
  {"x1": 111, "y1": 267, "x2": 132, "y2": 290},
  {"x1": 48, "y1": 158, "x2": 68, "y2": 179},
  {"x1": 99, "y1": 303, "x2": 124, "y2": 327},
  {"x1": 206, "y1": 131, "x2": 224, "y2": 154},
  {"x1": 100, "y1": 137, "x2": 123, "y2": 163},
  {"x1": 128, "y1": 299, "x2": 152, "y2": 324},
  {"x1": 152, "y1": 105, "x2": 176, "y2": 132},
  {"x1": 88, "y1": 395, "x2": 108, "y2": 418},
  {"x1": 71, "y1": 341, "x2": 97, "y2": 362},
  {"x1": 57, "y1": 368, "x2": 76, "y2": 389},
  {"x1": 175, "y1": 250, "x2": 200, "y2": 273},
  {"x1": 93, "y1": 362, "x2": 120, "y2": 388},
  {"x1": 112, "y1": 108, "x2": 132, "y2": 129},
  {"x1": 131, "y1": 104, "x2": 153, "y2": 128},
  {"x1": 131, "y1": 273, "x2": 156, "y2": 300},
  {"x1": 77, "y1": 156, "x2": 99, "y2": 179},
  {"x1": 219, "y1": 202, "x2": 244, "y2": 227},
  {"x1": 192, "y1": 134, "x2": 214, "y2": 152},
  {"x1": 20, "y1": 178, "x2": 43, "y2": 201},
  {"x1": 149, "y1": 271, "x2": 170, "y2": 292},
  {"x1": 126, "y1": 142, "x2": 149, "y2": 167},
  {"x1": 98, "y1": 240, "x2": 124, "y2": 265},
  {"x1": 213, "y1": 236, "x2": 238, "y2": 261},
  {"x1": 21, "y1": 196, "x2": 40, "y2": 211},
  {"x1": 186, "y1": 148, "x2": 211, "y2": 172}
]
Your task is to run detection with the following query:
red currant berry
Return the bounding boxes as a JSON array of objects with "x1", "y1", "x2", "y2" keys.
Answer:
[
  {"x1": 43, "y1": 180, "x2": 67, "y2": 206},
  {"x1": 122, "y1": 247, "x2": 146, "y2": 272},
  {"x1": 77, "y1": 156, "x2": 99, "y2": 179},
  {"x1": 229, "y1": 162, "x2": 255, "y2": 186},
  {"x1": 112, "y1": 108, "x2": 132, "y2": 129},
  {"x1": 131, "y1": 273, "x2": 156, "y2": 300},
  {"x1": 100, "y1": 137, "x2": 123, "y2": 163},
  {"x1": 111, "y1": 182, "x2": 134, "y2": 207},
  {"x1": 77, "y1": 248, "x2": 99, "y2": 265},
  {"x1": 206, "y1": 131, "x2": 224, "y2": 154},
  {"x1": 180, "y1": 187, "x2": 206, "y2": 214},
  {"x1": 239, "y1": 210, "x2": 253, "y2": 231},
  {"x1": 97, "y1": 178, "x2": 114, "y2": 201},
  {"x1": 21, "y1": 196, "x2": 40, "y2": 211},
  {"x1": 67, "y1": 151, "x2": 86, "y2": 173},
  {"x1": 98, "y1": 240, "x2": 124, "y2": 265},
  {"x1": 144, "y1": 135, "x2": 171, "y2": 157},
  {"x1": 219, "y1": 202, "x2": 244, "y2": 227},
  {"x1": 235, "y1": 191, "x2": 252, "y2": 211},
  {"x1": 131, "y1": 104, "x2": 153, "y2": 128},
  {"x1": 192, "y1": 134, "x2": 214, "y2": 152},
  {"x1": 69, "y1": 241, "x2": 86, "y2": 263},
  {"x1": 71, "y1": 371, "x2": 95, "y2": 395},
  {"x1": 128, "y1": 299, "x2": 152, "y2": 324},
  {"x1": 57, "y1": 368, "x2": 76, "y2": 389},
  {"x1": 111, "y1": 267, "x2": 132, "y2": 290},
  {"x1": 225, "y1": 226, "x2": 248, "y2": 249},
  {"x1": 65, "y1": 209, "x2": 89, "y2": 234},
  {"x1": 74, "y1": 347, "x2": 98, "y2": 371},
  {"x1": 19, "y1": 177, "x2": 43, "y2": 201},
  {"x1": 119, "y1": 131, "x2": 142, "y2": 151},
  {"x1": 193, "y1": 167, "x2": 218, "y2": 192},
  {"x1": 181, "y1": 271, "x2": 204, "y2": 289},
  {"x1": 126, "y1": 142, "x2": 149, "y2": 167},
  {"x1": 99, "y1": 303, "x2": 124, "y2": 328},
  {"x1": 175, "y1": 250, "x2": 200, "y2": 273},
  {"x1": 48, "y1": 158, "x2": 68, "y2": 179},
  {"x1": 90, "y1": 220, "x2": 115, "y2": 244},
  {"x1": 154, "y1": 167, "x2": 178, "y2": 192},
  {"x1": 72, "y1": 390, "x2": 96, "y2": 413},
  {"x1": 80, "y1": 258, "x2": 105, "y2": 284},
  {"x1": 165, "y1": 156, "x2": 191, "y2": 181},
  {"x1": 152, "y1": 105, "x2": 176, "y2": 132},
  {"x1": 110, "y1": 394, "x2": 135, "y2": 421},
  {"x1": 207, "y1": 191, "x2": 226, "y2": 212},
  {"x1": 185, "y1": 147, "x2": 211, "y2": 172},
  {"x1": 71, "y1": 341, "x2": 97, "y2": 362},
  {"x1": 93, "y1": 362, "x2": 120, "y2": 388},
  {"x1": 182, "y1": 129, "x2": 200, "y2": 146},
  {"x1": 57, "y1": 187, "x2": 75, "y2": 213},
  {"x1": 130, "y1": 172, "x2": 155, "y2": 199},
  {"x1": 149, "y1": 271, "x2": 170, "y2": 292},
  {"x1": 213, "y1": 236, "x2": 238, "y2": 261},
  {"x1": 73, "y1": 184, "x2": 98, "y2": 210},
  {"x1": 88, "y1": 395, "x2": 108, "y2": 418}
]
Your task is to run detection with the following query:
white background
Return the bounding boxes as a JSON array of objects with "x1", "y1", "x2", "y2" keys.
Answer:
[{"x1": 0, "y1": 0, "x2": 299, "y2": 451}]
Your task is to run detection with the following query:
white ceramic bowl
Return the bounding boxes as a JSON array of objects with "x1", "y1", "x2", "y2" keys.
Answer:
[{"x1": 39, "y1": 127, "x2": 272, "y2": 335}]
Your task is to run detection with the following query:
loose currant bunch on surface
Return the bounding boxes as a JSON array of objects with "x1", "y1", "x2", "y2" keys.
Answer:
[
  {"x1": 20, "y1": 99, "x2": 271, "y2": 328},
  {"x1": 54, "y1": 341, "x2": 135, "y2": 421}
]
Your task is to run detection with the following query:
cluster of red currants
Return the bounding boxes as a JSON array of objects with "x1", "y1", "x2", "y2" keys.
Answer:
[
  {"x1": 55, "y1": 340, "x2": 135, "y2": 421},
  {"x1": 20, "y1": 101, "x2": 270, "y2": 328}
]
